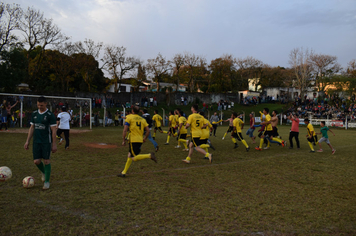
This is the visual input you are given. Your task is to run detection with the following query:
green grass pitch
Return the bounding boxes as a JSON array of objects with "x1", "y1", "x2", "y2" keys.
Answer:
[{"x1": 1, "y1": 124, "x2": 356, "y2": 235}]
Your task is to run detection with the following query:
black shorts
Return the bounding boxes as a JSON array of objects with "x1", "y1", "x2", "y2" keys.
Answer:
[
  {"x1": 212, "y1": 124, "x2": 217, "y2": 129},
  {"x1": 192, "y1": 137, "x2": 202, "y2": 147},
  {"x1": 154, "y1": 127, "x2": 163, "y2": 132},
  {"x1": 272, "y1": 127, "x2": 279, "y2": 137},
  {"x1": 307, "y1": 135, "x2": 318, "y2": 144},
  {"x1": 263, "y1": 130, "x2": 274, "y2": 138},
  {"x1": 232, "y1": 132, "x2": 244, "y2": 141},
  {"x1": 200, "y1": 138, "x2": 208, "y2": 144},
  {"x1": 178, "y1": 133, "x2": 187, "y2": 140},
  {"x1": 169, "y1": 127, "x2": 176, "y2": 134},
  {"x1": 129, "y1": 142, "x2": 142, "y2": 157},
  {"x1": 226, "y1": 126, "x2": 233, "y2": 133}
]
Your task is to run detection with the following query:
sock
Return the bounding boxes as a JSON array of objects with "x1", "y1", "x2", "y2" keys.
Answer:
[
  {"x1": 180, "y1": 139, "x2": 188, "y2": 149},
  {"x1": 267, "y1": 140, "x2": 270, "y2": 147},
  {"x1": 308, "y1": 142, "x2": 314, "y2": 151},
  {"x1": 205, "y1": 153, "x2": 210, "y2": 158},
  {"x1": 200, "y1": 144, "x2": 210, "y2": 149},
  {"x1": 44, "y1": 164, "x2": 51, "y2": 182},
  {"x1": 186, "y1": 156, "x2": 191, "y2": 161},
  {"x1": 153, "y1": 132, "x2": 156, "y2": 138},
  {"x1": 122, "y1": 157, "x2": 132, "y2": 174},
  {"x1": 36, "y1": 162, "x2": 45, "y2": 173},
  {"x1": 133, "y1": 154, "x2": 151, "y2": 161},
  {"x1": 166, "y1": 135, "x2": 170, "y2": 143},
  {"x1": 163, "y1": 131, "x2": 168, "y2": 134},
  {"x1": 242, "y1": 140, "x2": 249, "y2": 148},
  {"x1": 272, "y1": 137, "x2": 282, "y2": 144},
  {"x1": 259, "y1": 138, "x2": 264, "y2": 148},
  {"x1": 223, "y1": 133, "x2": 227, "y2": 138},
  {"x1": 232, "y1": 138, "x2": 237, "y2": 144}
]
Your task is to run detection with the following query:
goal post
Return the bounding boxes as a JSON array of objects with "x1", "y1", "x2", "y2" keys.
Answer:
[{"x1": 0, "y1": 93, "x2": 92, "y2": 129}]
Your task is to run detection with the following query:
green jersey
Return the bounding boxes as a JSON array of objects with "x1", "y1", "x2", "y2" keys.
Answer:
[
  {"x1": 30, "y1": 109, "x2": 57, "y2": 144},
  {"x1": 320, "y1": 126, "x2": 329, "y2": 138}
]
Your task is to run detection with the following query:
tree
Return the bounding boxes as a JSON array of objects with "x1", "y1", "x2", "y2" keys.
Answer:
[
  {"x1": 288, "y1": 47, "x2": 313, "y2": 99},
  {"x1": 146, "y1": 53, "x2": 172, "y2": 92},
  {"x1": 132, "y1": 62, "x2": 147, "y2": 92},
  {"x1": 184, "y1": 52, "x2": 200, "y2": 92},
  {"x1": 235, "y1": 56, "x2": 263, "y2": 91},
  {"x1": 208, "y1": 55, "x2": 235, "y2": 93},
  {"x1": 171, "y1": 53, "x2": 185, "y2": 91},
  {"x1": 102, "y1": 45, "x2": 140, "y2": 93},
  {"x1": 0, "y1": 3, "x2": 22, "y2": 52},
  {"x1": 310, "y1": 53, "x2": 341, "y2": 93}
]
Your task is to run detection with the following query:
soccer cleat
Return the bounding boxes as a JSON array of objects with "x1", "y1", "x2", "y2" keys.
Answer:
[
  {"x1": 65, "y1": 146, "x2": 69, "y2": 150},
  {"x1": 281, "y1": 141, "x2": 285, "y2": 147},
  {"x1": 155, "y1": 146, "x2": 159, "y2": 152},
  {"x1": 208, "y1": 154, "x2": 213, "y2": 163},
  {"x1": 164, "y1": 143, "x2": 169, "y2": 145},
  {"x1": 175, "y1": 145, "x2": 181, "y2": 149},
  {"x1": 332, "y1": 149, "x2": 336, "y2": 155},
  {"x1": 255, "y1": 147, "x2": 262, "y2": 151},
  {"x1": 222, "y1": 137, "x2": 225, "y2": 140},
  {"x1": 59, "y1": 138, "x2": 64, "y2": 145},
  {"x1": 246, "y1": 147, "x2": 250, "y2": 152},
  {"x1": 310, "y1": 150, "x2": 315, "y2": 153},
  {"x1": 234, "y1": 143, "x2": 238, "y2": 149},
  {"x1": 41, "y1": 173, "x2": 45, "y2": 182},
  {"x1": 117, "y1": 173, "x2": 126, "y2": 177},
  {"x1": 317, "y1": 149, "x2": 323, "y2": 152},
  {"x1": 182, "y1": 159, "x2": 190, "y2": 164},
  {"x1": 264, "y1": 147, "x2": 270, "y2": 150},
  {"x1": 150, "y1": 152, "x2": 157, "y2": 163},
  {"x1": 43, "y1": 182, "x2": 50, "y2": 190},
  {"x1": 289, "y1": 147, "x2": 293, "y2": 149}
]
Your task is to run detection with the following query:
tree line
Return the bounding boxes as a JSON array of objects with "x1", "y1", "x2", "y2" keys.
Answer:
[{"x1": 1, "y1": 3, "x2": 355, "y2": 97}]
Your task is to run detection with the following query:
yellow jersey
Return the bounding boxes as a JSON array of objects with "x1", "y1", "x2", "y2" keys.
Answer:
[
  {"x1": 264, "y1": 114, "x2": 273, "y2": 131},
  {"x1": 187, "y1": 113, "x2": 204, "y2": 138},
  {"x1": 175, "y1": 115, "x2": 179, "y2": 127},
  {"x1": 169, "y1": 115, "x2": 176, "y2": 128},
  {"x1": 178, "y1": 116, "x2": 188, "y2": 134},
  {"x1": 152, "y1": 114, "x2": 162, "y2": 128},
  {"x1": 125, "y1": 114, "x2": 148, "y2": 143},
  {"x1": 233, "y1": 117, "x2": 243, "y2": 133},
  {"x1": 201, "y1": 118, "x2": 212, "y2": 139},
  {"x1": 307, "y1": 123, "x2": 316, "y2": 136}
]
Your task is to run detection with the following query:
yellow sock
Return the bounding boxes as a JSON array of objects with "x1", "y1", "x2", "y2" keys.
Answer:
[
  {"x1": 166, "y1": 135, "x2": 170, "y2": 143},
  {"x1": 308, "y1": 142, "x2": 314, "y2": 151},
  {"x1": 242, "y1": 140, "x2": 249, "y2": 148},
  {"x1": 232, "y1": 138, "x2": 237, "y2": 144},
  {"x1": 267, "y1": 140, "x2": 270, "y2": 147},
  {"x1": 259, "y1": 138, "x2": 264, "y2": 148},
  {"x1": 200, "y1": 144, "x2": 210, "y2": 149},
  {"x1": 272, "y1": 137, "x2": 282, "y2": 143},
  {"x1": 122, "y1": 157, "x2": 132, "y2": 174},
  {"x1": 133, "y1": 154, "x2": 151, "y2": 161},
  {"x1": 179, "y1": 139, "x2": 188, "y2": 149},
  {"x1": 186, "y1": 156, "x2": 191, "y2": 161},
  {"x1": 205, "y1": 153, "x2": 210, "y2": 158},
  {"x1": 163, "y1": 131, "x2": 168, "y2": 134},
  {"x1": 223, "y1": 133, "x2": 227, "y2": 138},
  {"x1": 153, "y1": 132, "x2": 156, "y2": 138}
]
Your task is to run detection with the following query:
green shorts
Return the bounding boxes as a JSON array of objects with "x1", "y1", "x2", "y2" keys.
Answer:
[{"x1": 33, "y1": 143, "x2": 52, "y2": 160}]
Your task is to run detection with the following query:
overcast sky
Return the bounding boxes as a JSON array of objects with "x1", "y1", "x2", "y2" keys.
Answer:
[{"x1": 5, "y1": 0, "x2": 356, "y2": 68}]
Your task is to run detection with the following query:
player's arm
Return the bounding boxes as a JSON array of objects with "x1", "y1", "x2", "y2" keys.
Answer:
[
  {"x1": 185, "y1": 122, "x2": 190, "y2": 129},
  {"x1": 143, "y1": 126, "x2": 149, "y2": 142},
  {"x1": 122, "y1": 125, "x2": 129, "y2": 146},
  {"x1": 50, "y1": 126, "x2": 58, "y2": 153},
  {"x1": 24, "y1": 124, "x2": 34, "y2": 150},
  {"x1": 178, "y1": 122, "x2": 183, "y2": 134},
  {"x1": 10, "y1": 101, "x2": 18, "y2": 109},
  {"x1": 329, "y1": 129, "x2": 335, "y2": 136}
]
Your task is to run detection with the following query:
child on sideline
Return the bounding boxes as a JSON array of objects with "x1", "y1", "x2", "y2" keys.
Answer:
[{"x1": 316, "y1": 121, "x2": 336, "y2": 154}]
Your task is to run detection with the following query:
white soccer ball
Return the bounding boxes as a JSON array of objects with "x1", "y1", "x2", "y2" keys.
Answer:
[
  {"x1": 23, "y1": 176, "x2": 35, "y2": 188},
  {"x1": 0, "y1": 166, "x2": 12, "y2": 181}
]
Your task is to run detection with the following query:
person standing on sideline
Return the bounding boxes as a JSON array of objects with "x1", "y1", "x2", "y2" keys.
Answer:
[
  {"x1": 209, "y1": 112, "x2": 220, "y2": 137},
  {"x1": 316, "y1": 121, "x2": 336, "y2": 154},
  {"x1": 141, "y1": 109, "x2": 159, "y2": 152},
  {"x1": 0, "y1": 99, "x2": 18, "y2": 131},
  {"x1": 304, "y1": 118, "x2": 318, "y2": 153},
  {"x1": 182, "y1": 104, "x2": 212, "y2": 164},
  {"x1": 246, "y1": 113, "x2": 256, "y2": 144},
  {"x1": 118, "y1": 106, "x2": 157, "y2": 177},
  {"x1": 288, "y1": 113, "x2": 300, "y2": 149},
  {"x1": 57, "y1": 106, "x2": 71, "y2": 150},
  {"x1": 24, "y1": 96, "x2": 57, "y2": 190}
]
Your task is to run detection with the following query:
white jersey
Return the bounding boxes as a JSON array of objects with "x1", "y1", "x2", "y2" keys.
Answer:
[{"x1": 57, "y1": 112, "x2": 71, "y2": 130}]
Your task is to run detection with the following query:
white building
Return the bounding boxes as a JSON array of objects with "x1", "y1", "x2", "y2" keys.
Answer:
[{"x1": 107, "y1": 83, "x2": 145, "y2": 93}]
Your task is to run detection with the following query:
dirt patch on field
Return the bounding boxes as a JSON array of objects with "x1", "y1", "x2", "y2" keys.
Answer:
[
  {"x1": 2, "y1": 129, "x2": 92, "y2": 134},
  {"x1": 83, "y1": 143, "x2": 118, "y2": 149}
]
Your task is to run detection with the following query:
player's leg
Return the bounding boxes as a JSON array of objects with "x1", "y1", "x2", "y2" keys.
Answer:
[
  {"x1": 183, "y1": 141, "x2": 194, "y2": 163},
  {"x1": 307, "y1": 137, "x2": 315, "y2": 152},
  {"x1": 64, "y1": 130, "x2": 69, "y2": 149},
  {"x1": 238, "y1": 133, "x2": 249, "y2": 150},
  {"x1": 295, "y1": 132, "x2": 300, "y2": 148},
  {"x1": 41, "y1": 143, "x2": 52, "y2": 189},
  {"x1": 289, "y1": 132, "x2": 294, "y2": 148},
  {"x1": 33, "y1": 143, "x2": 45, "y2": 181}
]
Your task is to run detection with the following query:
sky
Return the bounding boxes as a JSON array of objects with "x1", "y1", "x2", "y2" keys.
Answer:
[{"x1": 4, "y1": 0, "x2": 356, "y2": 69}]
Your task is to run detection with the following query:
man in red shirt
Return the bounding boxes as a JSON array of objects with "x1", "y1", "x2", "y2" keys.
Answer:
[{"x1": 288, "y1": 113, "x2": 300, "y2": 149}]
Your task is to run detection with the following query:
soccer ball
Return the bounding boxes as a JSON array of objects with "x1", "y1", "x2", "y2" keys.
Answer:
[
  {"x1": 0, "y1": 166, "x2": 12, "y2": 181},
  {"x1": 23, "y1": 176, "x2": 35, "y2": 188}
]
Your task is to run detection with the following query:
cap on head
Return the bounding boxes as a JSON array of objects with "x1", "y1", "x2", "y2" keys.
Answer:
[{"x1": 61, "y1": 106, "x2": 67, "y2": 111}]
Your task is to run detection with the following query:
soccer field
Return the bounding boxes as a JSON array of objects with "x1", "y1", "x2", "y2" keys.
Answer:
[{"x1": 1, "y1": 125, "x2": 356, "y2": 235}]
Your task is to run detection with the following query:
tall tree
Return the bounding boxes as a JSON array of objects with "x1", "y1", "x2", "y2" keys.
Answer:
[
  {"x1": 208, "y1": 55, "x2": 235, "y2": 93},
  {"x1": 0, "y1": 3, "x2": 22, "y2": 52},
  {"x1": 235, "y1": 56, "x2": 263, "y2": 90},
  {"x1": 171, "y1": 53, "x2": 185, "y2": 91},
  {"x1": 289, "y1": 47, "x2": 313, "y2": 99},
  {"x1": 184, "y1": 52, "x2": 200, "y2": 92},
  {"x1": 102, "y1": 45, "x2": 139, "y2": 93},
  {"x1": 146, "y1": 53, "x2": 172, "y2": 92}
]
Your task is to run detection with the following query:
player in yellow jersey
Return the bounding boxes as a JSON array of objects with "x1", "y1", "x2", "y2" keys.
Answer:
[
  {"x1": 175, "y1": 109, "x2": 190, "y2": 151},
  {"x1": 182, "y1": 105, "x2": 212, "y2": 164},
  {"x1": 255, "y1": 108, "x2": 274, "y2": 151},
  {"x1": 231, "y1": 112, "x2": 250, "y2": 151},
  {"x1": 152, "y1": 110, "x2": 166, "y2": 140},
  {"x1": 304, "y1": 118, "x2": 318, "y2": 152},
  {"x1": 118, "y1": 106, "x2": 157, "y2": 177},
  {"x1": 199, "y1": 111, "x2": 215, "y2": 152},
  {"x1": 164, "y1": 111, "x2": 177, "y2": 145}
]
